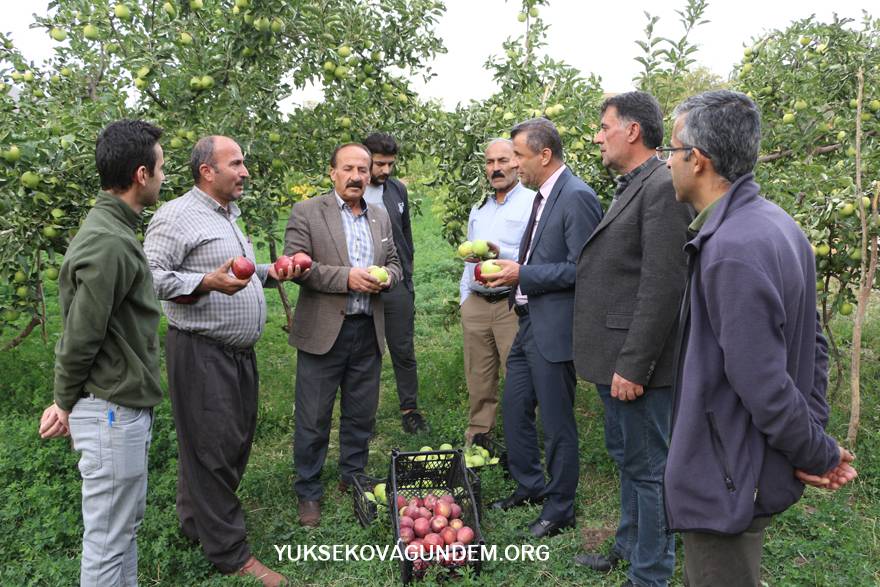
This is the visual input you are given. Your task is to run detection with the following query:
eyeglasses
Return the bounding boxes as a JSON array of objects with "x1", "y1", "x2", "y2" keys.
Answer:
[
  {"x1": 655, "y1": 145, "x2": 711, "y2": 161},
  {"x1": 655, "y1": 146, "x2": 693, "y2": 161}
]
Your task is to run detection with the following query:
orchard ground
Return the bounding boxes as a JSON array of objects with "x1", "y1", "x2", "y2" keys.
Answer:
[{"x1": 0, "y1": 190, "x2": 878, "y2": 586}]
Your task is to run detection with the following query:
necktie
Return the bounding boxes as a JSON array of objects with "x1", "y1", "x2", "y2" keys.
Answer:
[{"x1": 518, "y1": 191, "x2": 544, "y2": 265}]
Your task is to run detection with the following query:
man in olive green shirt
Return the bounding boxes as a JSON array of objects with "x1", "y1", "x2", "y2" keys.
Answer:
[{"x1": 39, "y1": 120, "x2": 165, "y2": 586}]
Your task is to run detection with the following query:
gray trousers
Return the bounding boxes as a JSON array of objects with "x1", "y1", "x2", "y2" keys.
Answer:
[
  {"x1": 382, "y1": 283, "x2": 419, "y2": 411},
  {"x1": 166, "y1": 328, "x2": 258, "y2": 574},
  {"x1": 293, "y1": 315, "x2": 381, "y2": 500},
  {"x1": 69, "y1": 396, "x2": 153, "y2": 587},
  {"x1": 682, "y1": 516, "x2": 772, "y2": 587}
]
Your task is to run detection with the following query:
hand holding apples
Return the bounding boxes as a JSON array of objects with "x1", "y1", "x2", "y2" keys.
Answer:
[
  {"x1": 271, "y1": 252, "x2": 312, "y2": 281},
  {"x1": 348, "y1": 267, "x2": 385, "y2": 293},
  {"x1": 480, "y1": 258, "x2": 520, "y2": 287},
  {"x1": 459, "y1": 239, "x2": 499, "y2": 263},
  {"x1": 196, "y1": 258, "x2": 250, "y2": 295}
]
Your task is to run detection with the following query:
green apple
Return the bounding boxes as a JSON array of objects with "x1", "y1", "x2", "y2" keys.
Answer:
[
  {"x1": 45, "y1": 267, "x2": 59, "y2": 281},
  {"x1": 839, "y1": 302, "x2": 854, "y2": 316},
  {"x1": 862, "y1": 196, "x2": 872, "y2": 208},
  {"x1": 163, "y1": 2, "x2": 176, "y2": 17},
  {"x1": 60, "y1": 67, "x2": 73, "y2": 77},
  {"x1": 190, "y1": 76, "x2": 202, "y2": 90},
  {"x1": 134, "y1": 77, "x2": 147, "y2": 90},
  {"x1": 373, "y1": 483, "x2": 386, "y2": 504},
  {"x1": 137, "y1": 65, "x2": 151, "y2": 78},
  {"x1": 323, "y1": 61, "x2": 336, "y2": 73},
  {"x1": 83, "y1": 24, "x2": 99, "y2": 40},
  {"x1": 114, "y1": 4, "x2": 132, "y2": 20},
  {"x1": 517, "y1": 12, "x2": 527, "y2": 22},
  {"x1": 4, "y1": 145, "x2": 21, "y2": 162},
  {"x1": 42, "y1": 226, "x2": 58, "y2": 238},
  {"x1": 51, "y1": 208, "x2": 65, "y2": 219},
  {"x1": 815, "y1": 243, "x2": 830, "y2": 257},
  {"x1": 334, "y1": 65, "x2": 349, "y2": 79},
  {"x1": 189, "y1": 0, "x2": 203, "y2": 9},
  {"x1": 839, "y1": 203, "x2": 855, "y2": 217},
  {"x1": 368, "y1": 265, "x2": 389, "y2": 284},
  {"x1": 200, "y1": 75, "x2": 214, "y2": 89},
  {"x1": 22, "y1": 71, "x2": 34, "y2": 82},
  {"x1": 836, "y1": 131, "x2": 847, "y2": 141},
  {"x1": 170, "y1": 137, "x2": 184, "y2": 149},
  {"x1": 439, "y1": 443, "x2": 453, "y2": 450},
  {"x1": 457, "y1": 240, "x2": 473, "y2": 257},
  {"x1": 799, "y1": 36, "x2": 811, "y2": 46},
  {"x1": 50, "y1": 28, "x2": 67, "y2": 42},
  {"x1": 869, "y1": 99, "x2": 880, "y2": 112},
  {"x1": 179, "y1": 32, "x2": 193, "y2": 45},
  {"x1": 782, "y1": 113, "x2": 795, "y2": 124},
  {"x1": 186, "y1": 130, "x2": 196, "y2": 141},
  {"x1": 20, "y1": 171, "x2": 41, "y2": 189},
  {"x1": 529, "y1": 6, "x2": 539, "y2": 17},
  {"x1": 338, "y1": 45, "x2": 352, "y2": 58},
  {"x1": 271, "y1": 18, "x2": 285, "y2": 33},
  {"x1": 472, "y1": 239, "x2": 490, "y2": 257},
  {"x1": 13, "y1": 271, "x2": 26, "y2": 283},
  {"x1": 794, "y1": 99, "x2": 807, "y2": 111},
  {"x1": 269, "y1": 132, "x2": 282, "y2": 143},
  {"x1": 339, "y1": 116, "x2": 351, "y2": 128}
]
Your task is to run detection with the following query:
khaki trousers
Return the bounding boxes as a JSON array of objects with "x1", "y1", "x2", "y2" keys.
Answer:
[{"x1": 461, "y1": 293, "x2": 519, "y2": 439}]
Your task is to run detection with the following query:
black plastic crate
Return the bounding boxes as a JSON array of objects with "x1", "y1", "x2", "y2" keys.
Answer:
[
  {"x1": 352, "y1": 473, "x2": 387, "y2": 528},
  {"x1": 389, "y1": 448, "x2": 485, "y2": 584}
]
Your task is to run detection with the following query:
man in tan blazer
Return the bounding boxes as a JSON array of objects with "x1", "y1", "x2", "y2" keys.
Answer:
[{"x1": 284, "y1": 143, "x2": 402, "y2": 527}]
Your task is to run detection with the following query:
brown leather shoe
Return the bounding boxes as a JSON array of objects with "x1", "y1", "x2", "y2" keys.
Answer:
[
  {"x1": 298, "y1": 499, "x2": 321, "y2": 527},
  {"x1": 237, "y1": 556, "x2": 288, "y2": 587}
]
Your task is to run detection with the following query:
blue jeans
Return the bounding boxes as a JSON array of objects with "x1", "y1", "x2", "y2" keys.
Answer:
[{"x1": 597, "y1": 384, "x2": 674, "y2": 587}]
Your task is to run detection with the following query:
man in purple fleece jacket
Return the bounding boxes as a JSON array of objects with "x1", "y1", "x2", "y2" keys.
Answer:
[{"x1": 662, "y1": 90, "x2": 857, "y2": 586}]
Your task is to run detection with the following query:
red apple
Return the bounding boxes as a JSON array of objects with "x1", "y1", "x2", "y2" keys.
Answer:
[
  {"x1": 438, "y1": 494, "x2": 455, "y2": 505},
  {"x1": 403, "y1": 505, "x2": 419, "y2": 519},
  {"x1": 397, "y1": 495, "x2": 407, "y2": 509},
  {"x1": 417, "y1": 507, "x2": 432, "y2": 520},
  {"x1": 413, "y1": 557, "x2": 431, "y2": 571},
  {"x1": 457, "y1": 526, "x2": 475, "y2": 545},
  {"x1": 449, "y1": 518, "x2": 464, "y2": 530},
  {"x1": 273, "y1": 255, "x2": 293, "y2": 275},
  {"x1": 405, "y1": 540, "x2": 423, "y2": 559},
  {"x1": 399, "y1": 526, "x2": 415, "y2": 543},
  {"x1": 231, "y1": 256, "x2": 255, "y2": 279},
  {"x1": 413, "y1": 517, "x2": 430, "y2": 538},
  {"x1": 399, "y1": 506, "x2": 408, "y2": 517},
  {"x1": 399, "y1": 515, "x2": 414, "y2": 529},
  {"x1": 430, "y1": 515, "x2": 448, "y2": 533},
  {"x1": 440, "y1": 526, "x2": 457, "y2": 545},
  {"x1": 434, "y1": 501, "x2": 452, "y2": 519},
  {"x1": 408, "y1": 497, "x2": 422, "y2": 509},
  {"x1": 423, "y1": 493, "x2": 438, "y2": 510},
  {"x1": 450, "y1": 504, "x2": 462, "y2": 519},
  {"x1": 423, "y1": 533, "x2": 445, "y2": 554},
  {"x1": 292, "y1": 251, "x2": 312, "y2": 271}
]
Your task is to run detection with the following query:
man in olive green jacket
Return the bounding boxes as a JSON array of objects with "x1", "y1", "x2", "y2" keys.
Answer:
[{"x1": 39, "y1": 120, "x2": 165, "y2": 587}]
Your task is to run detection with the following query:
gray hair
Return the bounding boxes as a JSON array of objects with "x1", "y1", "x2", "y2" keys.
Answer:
[
  {"x1": 672, "y1": 90, "x2": 761, "y2": 183},
  {"x1": 484, "y1": 137, "x2": 513, "y2": 152},
  {"x1": 190, "y1": 136, "x2": 216, "y2": 182},
  {"x1": 510, "y1": 118, "x2": 563, "y2": 160}
]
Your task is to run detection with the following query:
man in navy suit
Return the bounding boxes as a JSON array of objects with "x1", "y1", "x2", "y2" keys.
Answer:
[{"x1": 483, "y1": 118, "x2": 602, "y2": 538}]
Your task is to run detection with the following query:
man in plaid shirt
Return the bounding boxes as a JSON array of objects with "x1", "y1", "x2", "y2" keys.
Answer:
[{"x1": 144, "y1": 135, "x2": 297, "y2": 587}]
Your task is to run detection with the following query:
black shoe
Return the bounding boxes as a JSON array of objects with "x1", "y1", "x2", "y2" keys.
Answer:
[
  {"x1": 574, "y1": 551, "x2": 621, "y2": 573},
  {"x1": 490, "y1": 492, "x2": 545, "y2": 511},
  {"x1": 402, "y1": 411, "x2": 429, "y2": 434},
  {"x1": 528, "y1": 516, "x2": 575, "y2": 538}
]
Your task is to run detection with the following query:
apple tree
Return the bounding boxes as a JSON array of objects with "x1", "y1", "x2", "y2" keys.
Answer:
[
  {"x1": 0, "y1": 0, "x2": 446, "y2": 346},
  {"x1": 431, "y1": 0, "x2": 612, "y2": 246}
]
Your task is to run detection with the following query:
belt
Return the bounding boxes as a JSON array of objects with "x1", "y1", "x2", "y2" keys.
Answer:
[
  {"x1": 474, "y1": 290, "x2": 509, "y2": 304},
  {"x1": 514, "y1": 303, "x2": 529, "y2": 317}
]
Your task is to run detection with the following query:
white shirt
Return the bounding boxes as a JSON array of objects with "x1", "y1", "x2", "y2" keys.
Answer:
[
  {"x1": 459, "y1": 182, "x2": 535, "y2": 303},
  {"x1": 363, "y1": 183, "x2": 386, "y2": 210},
  {"x1": 516, "y1": 165, "x2": 567, "y2": 306}
]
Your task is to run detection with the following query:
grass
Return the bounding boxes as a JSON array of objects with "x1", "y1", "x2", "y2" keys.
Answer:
[{"x1": 0, "y1": 186, "x2": 878, "y2": 586}]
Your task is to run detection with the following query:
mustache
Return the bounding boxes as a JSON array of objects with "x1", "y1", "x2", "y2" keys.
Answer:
[
  {"x1": 491, "y1": 171, "x2": 506, "y2": 179},
  {"x1": 346, "y1": 180, "x2": 364, "y2": 189}
]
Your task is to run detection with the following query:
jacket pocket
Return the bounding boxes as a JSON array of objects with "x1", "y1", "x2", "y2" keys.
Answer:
[
  {"x1": 706, "y1": 410, "x2": 736, "y2": 492},
  {"x1": 605, "y1": 312, "x2": 633, "y2": 330}
]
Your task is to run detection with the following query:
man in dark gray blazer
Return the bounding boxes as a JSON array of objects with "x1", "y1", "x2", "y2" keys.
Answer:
[
  {"x1": 483, "y1": 118, "x2": 602, "y2": 539},
  {"x1": 573, "y1": 92, "x2": 693, "y2": 587},
  {"x1": 362, "y1": 133, "x2": 428, "y2": 434}
]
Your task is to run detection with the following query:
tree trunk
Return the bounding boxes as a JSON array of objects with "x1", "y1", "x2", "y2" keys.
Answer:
[{"x1": 269, "y1": 240, "x2": 293, "y2": 333}]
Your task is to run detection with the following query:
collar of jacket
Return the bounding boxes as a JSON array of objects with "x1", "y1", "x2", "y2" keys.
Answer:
[
  {"x1": 96, "y1": 191, "x2": 142, "y2": 231},
  {"x1": 684, "y1": 172, "x2": 760, "y2": 255}
]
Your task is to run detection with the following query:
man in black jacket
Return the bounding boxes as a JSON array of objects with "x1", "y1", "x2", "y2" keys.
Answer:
[
  {"x1": 362, "y1": 133, "x2": 428, "y2": 434},
  {"x1": 573, "y1": 92, "x2": 693, "y2": 587}
]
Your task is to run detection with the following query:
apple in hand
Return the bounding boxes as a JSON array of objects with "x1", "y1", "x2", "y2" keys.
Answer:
[
  {"x1": 474, "y1": 260, "x2": 501, "y2": 283},
  {"x1": 274, "y1": 255, "x2": 293, "y2": 274},
  {"x1": 292, "y1": 252, "x2": 313, "y2": 271},
  {"x1": 368, "y1": 265, "x2": 389, "y2": 284},
  {"x1": 231, "y1": 256, "x2": 255, "y2": 279}
]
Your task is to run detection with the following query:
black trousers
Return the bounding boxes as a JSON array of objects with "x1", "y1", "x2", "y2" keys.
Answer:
[
  {"x1": 166, "y1": 328, "x2": 258, "y2": 574},
  {"x1": 382, "y1": 283, "x2": 419, "y2": 411},
  {"x1": 293, "y1": 315, "x2": 382, "y2": 501}
]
